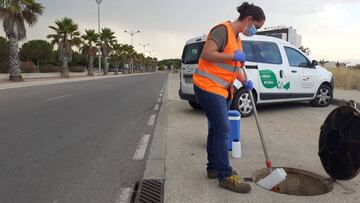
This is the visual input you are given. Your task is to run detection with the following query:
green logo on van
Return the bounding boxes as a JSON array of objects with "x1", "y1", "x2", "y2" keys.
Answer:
[{"x1": 259, "y1": 69, "x2": 290, "y2": 90}]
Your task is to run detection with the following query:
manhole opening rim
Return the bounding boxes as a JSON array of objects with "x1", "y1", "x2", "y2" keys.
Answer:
[{"x1": 251, "y1": 167, "x2": 335, "y2": 196}]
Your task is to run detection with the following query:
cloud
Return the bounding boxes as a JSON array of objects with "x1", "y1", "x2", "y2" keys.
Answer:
[
  {"x1": 255, "y1": 0, "x2": 360, "y2": 15},
  {"x1": 0, "y1": 0, "x2": 359, "y2": 62}
]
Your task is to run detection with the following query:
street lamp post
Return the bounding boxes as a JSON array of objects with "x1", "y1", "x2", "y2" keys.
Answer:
[
  {"x1": 124, "y1": 30, "x2": 140, "y2": 47},
  {"x1": 96, "y1": 0, "x2": 103, "y2": 76},
  {"x1": 147, "y1": 50, "x2": 156, "y2": 58},
  {"x1": 151, "y1": 51, "x2": 157, "y2": 72},
  {"x1": 124, "y1": 30, "x2": 140, "y2": 74},
  {"x1": 139, "y1": 43, "x2": 150, "y2": 56}
]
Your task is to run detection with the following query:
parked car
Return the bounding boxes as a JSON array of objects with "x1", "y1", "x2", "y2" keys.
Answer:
[{"x1": 179, "y1": 34, "x2": 334, "y2": 117}]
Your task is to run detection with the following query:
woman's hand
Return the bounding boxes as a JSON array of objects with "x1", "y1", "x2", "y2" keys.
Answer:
[
  {"x1": 242, "y1": 80, "x2": 254, "y2": 91},
  {"x1": 233, "y1": 49, "x2": 246, "y2": 63}
]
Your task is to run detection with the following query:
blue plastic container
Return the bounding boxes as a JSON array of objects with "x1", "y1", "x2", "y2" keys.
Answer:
[{"x1": 228, "y1": 110, "x2": 241, "y2": 151}]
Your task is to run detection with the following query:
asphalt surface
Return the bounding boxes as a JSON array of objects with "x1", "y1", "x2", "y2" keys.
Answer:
[{"x1": 0, "y1": 73, "x2": 168, "y2": 203}]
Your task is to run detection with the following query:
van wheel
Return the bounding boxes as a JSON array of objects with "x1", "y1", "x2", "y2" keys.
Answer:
[
  {"x1": 231, "y1": 89, "x2": 256, "y2": 118},
  {"x1": 189, "y1": 101, "x2": 202, "y2": 110},
  {"x1": 310, "y1": 84, "x2": 333, "y2": 107}
]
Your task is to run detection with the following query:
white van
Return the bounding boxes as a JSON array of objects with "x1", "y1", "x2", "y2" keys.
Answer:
[{"x1": 179, "y1": 34, "x2": 334, "y2": 117}]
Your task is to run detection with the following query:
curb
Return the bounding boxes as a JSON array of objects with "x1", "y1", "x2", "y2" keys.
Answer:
[{"x1": 143, "y1": 74, "x2": 169, "y2": 180}]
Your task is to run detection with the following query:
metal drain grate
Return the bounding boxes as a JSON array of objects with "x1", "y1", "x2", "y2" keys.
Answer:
[{"x1": 132, "y1": 179, "x2": 164, "y2": 203}]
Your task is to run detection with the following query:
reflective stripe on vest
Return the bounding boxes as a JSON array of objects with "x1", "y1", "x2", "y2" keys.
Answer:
[
  {"x1": 216, "y1": 63, "x2": 237, "y2": 72},
  {"x1": 195, "y1": 69, "x2": 230, "y2": 88}
]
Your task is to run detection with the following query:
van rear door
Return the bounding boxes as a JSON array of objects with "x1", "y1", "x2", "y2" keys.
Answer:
[{"x1": 180, "y1": 41, "x2": 205, "y2": 97}]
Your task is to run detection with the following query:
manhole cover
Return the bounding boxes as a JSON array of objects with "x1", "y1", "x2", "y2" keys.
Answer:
[{"x1": 319, "y1": 106, "x2": 360, "y2": 180}]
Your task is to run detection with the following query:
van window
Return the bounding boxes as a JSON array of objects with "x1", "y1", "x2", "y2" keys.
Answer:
[
  {"x1": 284, "y1": 47, "x2": 310, "y2": 68},
  {"x1": 242, "y1": 41, "x2": 282, "y2": 64},
  {"x1": 181, "y1": 42, "x2": 205, "y2": 64}
]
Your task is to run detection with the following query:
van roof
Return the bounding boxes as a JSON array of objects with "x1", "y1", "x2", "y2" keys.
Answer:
[
  {"x1": 185, "y1": 35, "x2": 207, "y2": 45},
  {"x1": 240, "y1": 34, "x2": 296, "y2": 47},
  {"x1": 185, "y1": 34, "x2": 297, "y2": 49}
]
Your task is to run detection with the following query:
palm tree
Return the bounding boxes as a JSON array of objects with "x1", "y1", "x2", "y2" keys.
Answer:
[
  {"x1": 109, "y1": 43, "x2": 127, "y2": 75},
  {"x1": 47, "y1": 17, "x2": 81, "y2": 77},
  {"x1": 81, "y1": 29, "x2": 98, "y2": 76},
  {"x1": 0, "y1": 0, "x2": 44, "y2": 81},
  {"x1": 121, "y1": 44, "x2": 136, "y2": 74},
  {"x1": 135, "y1": 53, "x2": 146, "y2": 73},
  {"x1": 100, "y1": 28, "x2": 116, "y2": 75}
]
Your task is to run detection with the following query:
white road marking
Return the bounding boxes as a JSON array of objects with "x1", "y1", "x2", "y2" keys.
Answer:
[
  {"x1": 162, "y1": 81, "x2": 166, "y2": 91},
  {"x1": 133, "y1": 134, "x2": 151, "y2": 160},
  {"x1": 116, "y1": 187, "x2": 133, "y2": 203},
  {"x1": 161, "y1": 81, "x2": 166, "y2": 92},
  {"x1": 154, "y1": 104, "x2": 160, "y2": 111},
  {"x1": 46, "y1": 94, "x2": 72, "y2": 102},
  {"x1": 147, "y1": 114, "x2": 157, "y2": 126},
  {"x1": 157, "y1": 97, "x2": 162, "y2": 103},
  {"x1": 159, "y1": 93, "x2": 163, "y2": 97}
]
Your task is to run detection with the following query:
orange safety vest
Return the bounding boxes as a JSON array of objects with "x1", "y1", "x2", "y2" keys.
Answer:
[{"x1": 193, "y1": 21, "x2": 243, "y2": 99}]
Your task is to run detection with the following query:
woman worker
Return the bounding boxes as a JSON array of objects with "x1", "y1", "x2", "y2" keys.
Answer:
[{"x1": 193, "y1": 2, "x2": 266, "y2": 193}]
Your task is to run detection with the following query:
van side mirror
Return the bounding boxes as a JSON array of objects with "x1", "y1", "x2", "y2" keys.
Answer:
[{"x1": 311, "y1": 60, "x2": 318, "y2": 67}]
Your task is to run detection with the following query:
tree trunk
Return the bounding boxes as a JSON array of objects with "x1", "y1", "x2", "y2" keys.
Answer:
[
  {"x1": 37, "y1": 60, "x2": 40, "y2": 73},
  {"x1": 88, "y1": 54, "x2": 95, "y2": 76},
  {"x1": 104, "y1": 57, "x2": 109, "y2": 75},
  {"x1": 123, "y1": 64, "x2": 127, "y2": 74},
  {"x1": 62, "y1": 56, "x2": 69, "y2": 77},
  {"x1": 130, "y1": 57, "x2": 134, "y2": 74},
  {"x1": 115, "y1": 64, "x2": 119, "y2": 75},
  {"x1": 8, "y1": 36, "x2": 23, "y2": 82}
]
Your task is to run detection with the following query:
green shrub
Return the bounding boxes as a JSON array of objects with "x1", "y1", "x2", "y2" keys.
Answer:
[
  {"x1": 39, "y1": 65, "x2": 61, "y2": 73},
  {"x1": 20, "y1": 61, "x2": 37, "y2": 73},
  {"x1": 0, "y1": 36, "x2": 10, "y2": 73},
  {"x1": 69, "y1": 66, "x2": 85, "y2": 72},
  {"x1": 20, "y1": 40, "x2": 53, "y2": 66}
]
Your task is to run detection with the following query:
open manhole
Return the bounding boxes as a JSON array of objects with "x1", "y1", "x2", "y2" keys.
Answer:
[
  {"x1": 253, "y1": 106, "x2": 360, "y2": 196},
  {"x1": 252, "y1": 167, "x2": 333, "y2": 196}
]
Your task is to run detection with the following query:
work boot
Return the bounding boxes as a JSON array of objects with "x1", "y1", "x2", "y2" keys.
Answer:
[
  {"x1": 207, "y1": 169, "x2": 238, "y2": 179},
  {"x1": 219, "y1": 174, "x2": 251, "y2": 193}
]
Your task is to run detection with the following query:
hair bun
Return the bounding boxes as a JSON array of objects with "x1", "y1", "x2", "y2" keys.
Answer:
[{"x1": 237, "y1": 2, "x2": 252, "y2": 14}]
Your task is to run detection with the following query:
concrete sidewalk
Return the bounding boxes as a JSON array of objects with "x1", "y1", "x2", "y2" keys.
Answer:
[
  {"x1": 0, "y1": 72, "x2": 151, "y2": 90},
  {"x1": 162, "y1": 73, "x2": 360, "y2": 203}
]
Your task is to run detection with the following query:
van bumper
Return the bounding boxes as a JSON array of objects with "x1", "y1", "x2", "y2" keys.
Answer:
[{"x1": 179, "y1": 89, "x2": 197, "y2": 102}]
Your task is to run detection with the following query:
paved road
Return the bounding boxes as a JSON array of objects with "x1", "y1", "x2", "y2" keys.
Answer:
[{"x1": 0, "y1": 73, "x2": 168, "y2": 203}]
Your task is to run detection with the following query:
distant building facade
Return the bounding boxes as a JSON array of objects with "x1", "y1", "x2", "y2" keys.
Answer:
[{"x1": 257, "y1": 26, "x2": 302, "y2": 48}]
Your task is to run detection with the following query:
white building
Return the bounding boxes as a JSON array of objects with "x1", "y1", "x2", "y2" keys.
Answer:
[{"x1": 257, "y1": 26, "x2": 302, "y2": 48}]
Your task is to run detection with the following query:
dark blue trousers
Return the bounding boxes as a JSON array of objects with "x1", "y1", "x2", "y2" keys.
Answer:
[{"x1": 194, "y1": 85, "x2": 232, "y2": 180}]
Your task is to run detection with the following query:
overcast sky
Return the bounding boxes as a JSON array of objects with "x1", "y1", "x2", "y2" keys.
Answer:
[{"x1": 1, "y1": 0, "x2": 360, "y2": 63}]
